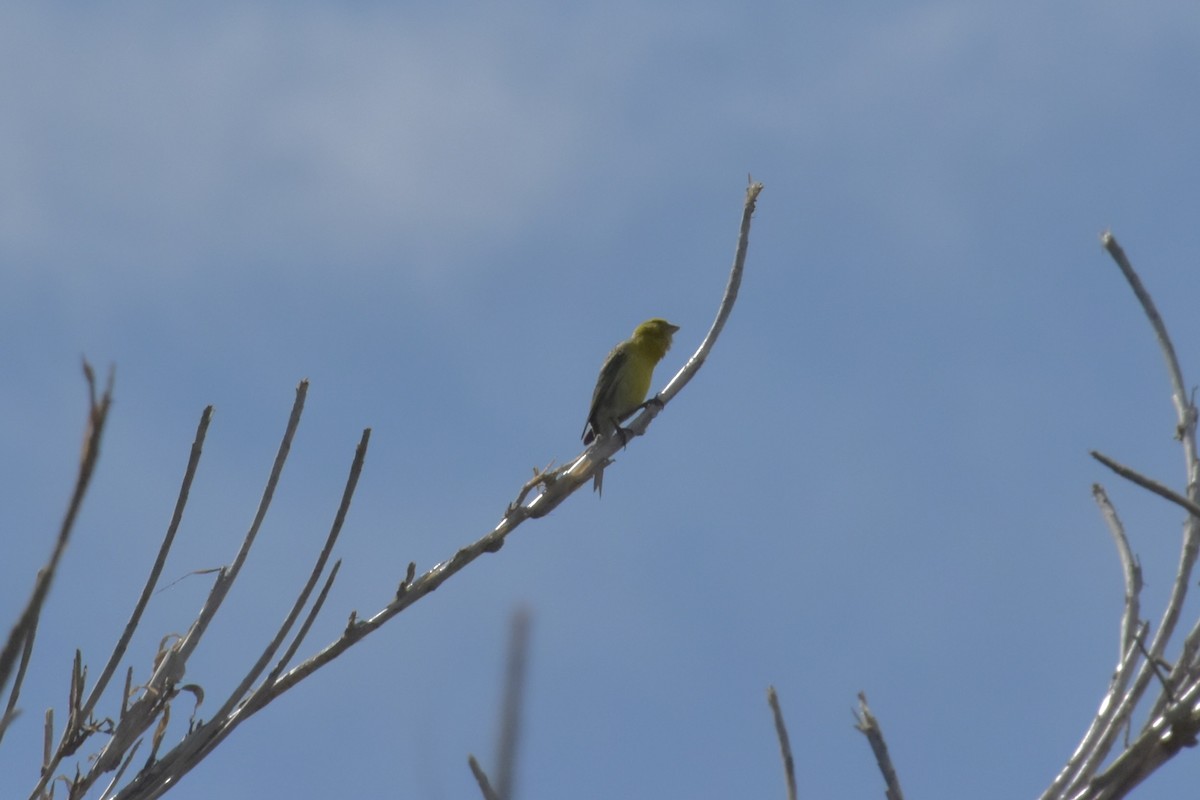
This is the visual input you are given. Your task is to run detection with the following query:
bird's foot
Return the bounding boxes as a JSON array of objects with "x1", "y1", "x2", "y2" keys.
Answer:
[{"x1": 639, "y1": 394, "x2": 665, "y2": 412}]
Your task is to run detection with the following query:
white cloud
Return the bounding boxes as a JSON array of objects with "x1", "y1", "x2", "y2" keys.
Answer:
[{"x1": 0, "y1": 6, "x2": 594, "y2": 279}]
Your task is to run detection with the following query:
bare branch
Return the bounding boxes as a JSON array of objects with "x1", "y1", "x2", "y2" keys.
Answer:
[
  {"x1": 561, "y1": 180, "x2": 764, "y2": 500},
  {"x1": 0, "y1": 608, "x2": 37, "y2": 748},
  {"x1": 1046, "y1": 487, "x2": 1146, "y2": 794},
  {"x1": 1, "y1": 362, "x2": 113, "y2": 697},
  {"x1": 0, "y1": 708, "x2": 19, "y2": 741},
  {"x1": 1100, "y1": 232, "x2": 1197, "y2": 444},
  {"x1": 1045, "y1": 233, "x2": 1200, "y2": 799},
  {"x1": 96, "y1": 740, "x2": 141, "y2": 800},
  {"x1": 32, "y1": 406, "x2": 213, "y2": 796},
  {"x1": 1100, "y1": 231, "x2": 1200, "y2": 721},
  {"x1": 1045, "y1": 623, "x2": 1147, "y2": 799},
  {"x1": 44, "y1": 707, "x2": 53, "y2": 771},
  {"x1": 1089, "y1": 452, "x2": 1200, "y2": 519},
  {"x1": 766, "y1": 686, "x2": 797, "y2": 800},
  {"x1": 1134, "y1": 635, "x2": 1172, "y2": 697},
  {"x1": 493, "y1": 608, "x2": 531, "y2": 800},
  {"x1": 216, "y1": 428, "x2": 370, "y2": 723},
  {"x1": 468, "y1": 754, "x2": 502, "y2": 800},
  {"x1": 854, "y1": 693, "x2": 904, "y2": 800},
  {"x1": 270, "y1": 560, "x2": 341, "y2": 686},
  {"x1": 88, "y1": 383, "x2": 309, "y2": 795},
  {"x1": 1093, "y1": 485, "x2": 1142, "y2": 659},
  {"x1": 1070, "y1": 678, "x2": 1200, "y2": 799},
  {"x1": 107, "y1": 419, "x2": 364, "y2": 800}
]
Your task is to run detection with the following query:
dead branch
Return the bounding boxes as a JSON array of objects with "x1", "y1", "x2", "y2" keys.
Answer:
[
  {"x1": 767, "y1": 686, "x2": 797, "y2": 800},
  {"x1": 854, "y1": 692, "x2": 904, "y2": 800},
  {"x1": 1041, "y1": 232, "x2": 1200, "y2": 799}
]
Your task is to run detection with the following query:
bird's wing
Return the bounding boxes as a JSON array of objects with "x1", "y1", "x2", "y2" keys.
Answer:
[{"x1": 582, "y1": 345, "x2": 630, "y2": 441}]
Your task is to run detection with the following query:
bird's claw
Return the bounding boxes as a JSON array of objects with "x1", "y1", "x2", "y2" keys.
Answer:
[
  {"x1": 615, "y1": 425, "x2": 632, "y2": 448},
  {"x1": 641, "y1": 394, "x2": 665, "y2": 411}
]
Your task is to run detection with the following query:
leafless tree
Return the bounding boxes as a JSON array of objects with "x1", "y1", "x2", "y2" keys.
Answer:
[
  {"x1": 1042, "y1": 232, "x2": 1200, "y2": 800},
  {"x1": 15, "y1": 198, "x2": 1195, "y2": 800},
  {"x1": 766, "y1": 232, "x2": 1200, "y2": 800},
  {"x1": 0, "y1": 183, "x2": 763, "y2": 800}
]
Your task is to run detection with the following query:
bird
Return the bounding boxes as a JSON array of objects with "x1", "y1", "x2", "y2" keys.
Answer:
[{"x1": 582, "y1": 318, "x2": 680, "y2": 495}]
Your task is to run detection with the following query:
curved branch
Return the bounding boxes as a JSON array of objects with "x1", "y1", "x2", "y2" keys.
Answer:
[
  {"x1": 1100, "y1": 233, "x2": 1200, "y2": 712},
  {"x1": 1101, "y1": 232, "x2": 1198, "y2": 449},
  {"x1": 561, "y1": 179, "x2": 764, "y2": 498},
  {"x1": 767, "y1": 686, "x2": 797, "y2": 800},
  {"x1": 1, "y1": 363, "x2": 113, "y2": 697},
  {"x1": 32, "y1": 183, "x2": 762, "y2": 800},
  {"x1": 30, "y1": 406, "x2": 213, "y2": 798},
  {"x1": 1045, "y1": 488, "x2": 1146, "y2": 798},
  {"x1": 1093, "y1": 485, "x2": 1143, "y2": 659},
  {"x1": 1046, "y1": 233, "x2": 1200, "y2": 799}
]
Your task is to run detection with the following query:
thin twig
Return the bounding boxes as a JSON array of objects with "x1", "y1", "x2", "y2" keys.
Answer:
[
  {"x1": 0, "y1": 363, "x2": 113, "y2": 696},
  {"x1": 660, "y1": 177, "x2": 762, "y2": 404},
  {"x1": 189, "y1": 380, "x2": 308, "y2": 646},
  {"x1": 213, "y1": 427, "x2": 369, "y2": 725},
  {"x1": 0, "y1": 708, "x2": 19, "y2": 741},
  {"x1": 1134, "y1": 635, "x2": 1173, "y2": 699},
  {"x1": 854, "y1": 693, "x2": 904, "y2": 800},
  {"x1": 133, "y1": 563, "x2": 345, "y2": 800},
  {"x1": 90, "y1": 383, "x2": 308, "y2": 790},
  {"x1": 43, "y1": 707, "x2": 52, "y2": 771},
  {"x1": 96, "y1": 739, "x2": 142, "y2": 800},
  {"x1": 268, "y1": 561, "x2": 341, "y2": 688},
  {"x1": 32, "y1": 407, "x2": 214, "y2": 797},
  {"x1": 1094, "y1": 485, "x2": 1143, "y2": 662},
  {"x1": 1041, "y1": 488, "x2": 1147, "y2": 795},
  {"x1": 1090, "y1": 452, "x2": 1200, "y2": 519},
  {"x1": 1042, "y1": 622, "x2": 1149, "y2": 800},
  {"x1": 159, "y1": 428, "x2": 364, "y2": 787},
  {"x1": 0, "y1": 608, "x2": 37, "y2": 748},
  {"x1": 494, "y1": 608, "x2": 531, "y2": 800},
  {"x1": 468, "y1": 755, "x2": 502, "y2": 800},
  {"x1": 1101, "y1": 232, "x2": 1196, "y2": 439},
  {"x1": 87, "y1": 405, "x2": 212, "y2": 708},
  {"x1": 766, "y1": 686, "x2": 797, "y2": 800},
  {"x1": 106, "y1": 412, "x2": 366, "y2": 800},
  {"x1": 509, "y1": 463, "x2": 557, "y2": 512}
]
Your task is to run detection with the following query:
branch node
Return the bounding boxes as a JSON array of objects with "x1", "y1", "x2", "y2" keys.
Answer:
[
  {"x1": 396, "y1": 562, "x2": 417, "y2": 599},
  {"x1": 853, "y1": 692, "x2": 905, "y2": 800}
]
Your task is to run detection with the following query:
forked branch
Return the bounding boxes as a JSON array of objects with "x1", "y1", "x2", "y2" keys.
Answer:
[{"x1": 1041, "y1": 232, "x2": 1200, "y2": 800}]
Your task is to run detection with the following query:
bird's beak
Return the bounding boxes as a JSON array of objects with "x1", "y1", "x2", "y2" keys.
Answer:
[{"x1": 668, "y1": 323, "x2": 680, "y2": 334}]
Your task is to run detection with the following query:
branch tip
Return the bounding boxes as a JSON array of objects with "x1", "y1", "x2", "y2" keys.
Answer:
[{"x1": 766, "y1": 685, "x2": 797, "y2": 800}]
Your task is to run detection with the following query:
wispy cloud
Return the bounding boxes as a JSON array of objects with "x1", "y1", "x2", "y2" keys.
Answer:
[{"x1": 0, "y1": 6, "x2": 600, "y2": 280}]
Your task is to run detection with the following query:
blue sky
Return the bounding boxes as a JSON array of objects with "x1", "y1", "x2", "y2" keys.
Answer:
[{"x1": 4, "y1": 1, "x2": 1200, "y2": 797}]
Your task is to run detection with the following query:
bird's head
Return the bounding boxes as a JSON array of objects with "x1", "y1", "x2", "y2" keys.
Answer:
[{"x1": 633, "y1": 318, "x2": 681, "y2": 356}]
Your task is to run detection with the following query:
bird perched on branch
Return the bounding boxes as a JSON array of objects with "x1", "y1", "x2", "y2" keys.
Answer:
[{"x1": 582, "y1": 318, "x2": 680, "y2": 495}]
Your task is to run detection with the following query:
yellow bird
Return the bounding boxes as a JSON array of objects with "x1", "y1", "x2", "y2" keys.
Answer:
[{"x1": 582, "y1": 318, "x2": 680, "y2": 495}]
